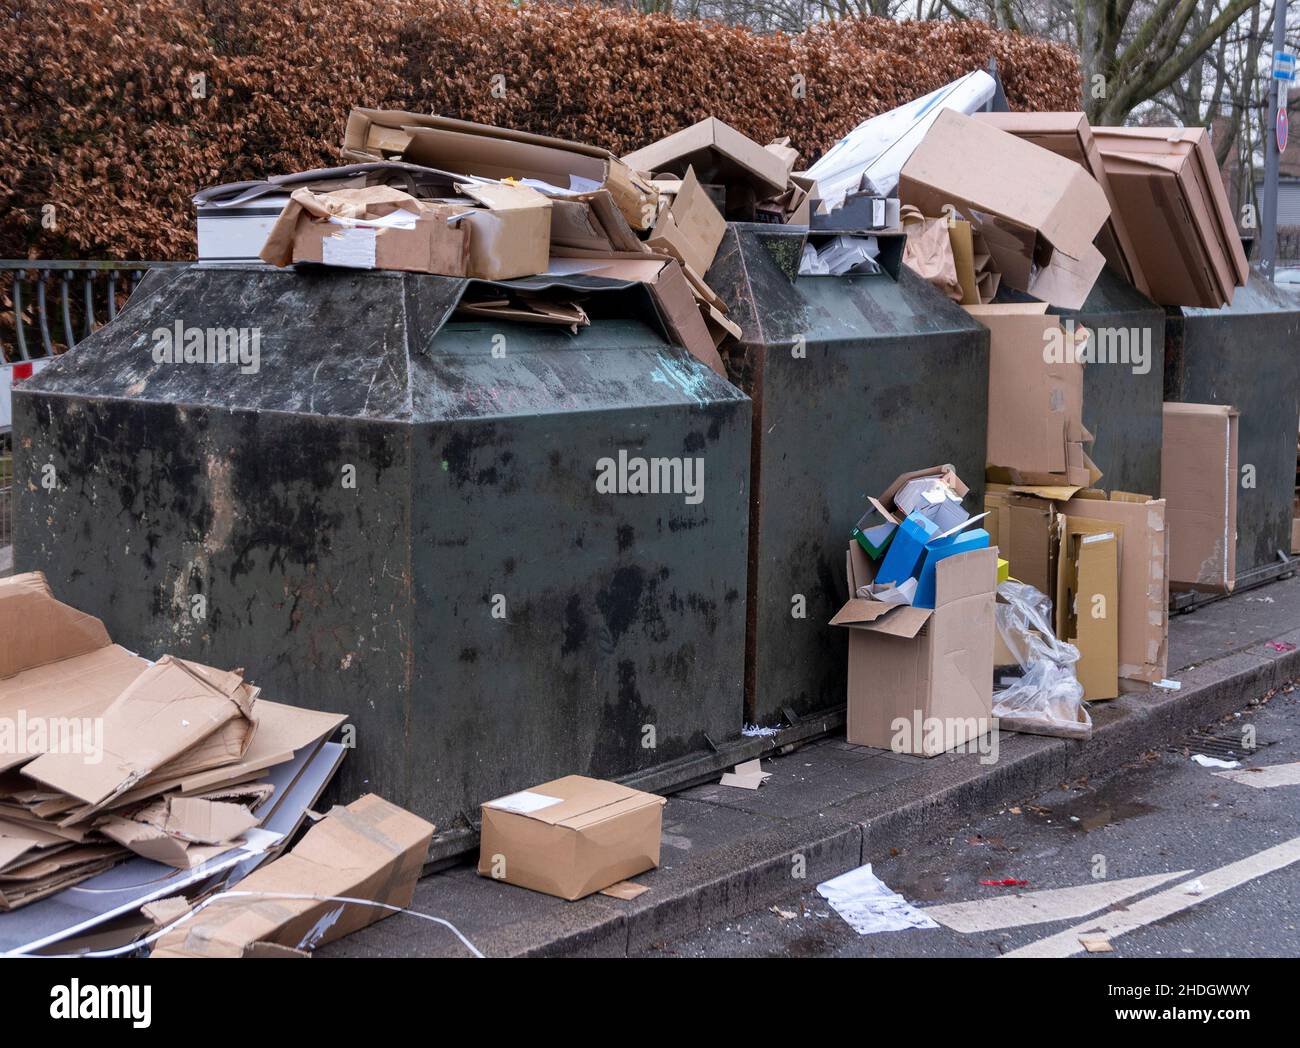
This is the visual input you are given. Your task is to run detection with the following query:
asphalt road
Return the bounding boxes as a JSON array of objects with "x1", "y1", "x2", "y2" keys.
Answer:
[{"x1": 639, "y1": 682, "x2": 1300, "y2": 958}]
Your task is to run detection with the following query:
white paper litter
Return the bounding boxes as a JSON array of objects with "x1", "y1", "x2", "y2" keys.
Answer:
[
  {"x1": 805, "y1": 69, "x2": 996, "y2": 208},
  {"x1": 1192, "y1": 754, "x2": 1241, "y2": 770},
  {"x1": 741, "y1": 724, "x2": 780, "y2": 738},
  {"x1": 817, "y1": 863, "x2": 938, "y2": 935},
  {"x1": 485, "y1": 790, "x2": 563, "y2": 814}
]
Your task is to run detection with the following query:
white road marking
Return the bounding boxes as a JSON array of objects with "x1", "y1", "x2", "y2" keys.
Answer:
[
  {"x1": 924, "y1": 871, "x2": 1190, "y2": 934},
  {"x1": 1215, "y1": 761, "x2": 1300, "y2": 789},
  {"x1": 1004, "y1": 834, "x2": 1300, "y2": 958}
]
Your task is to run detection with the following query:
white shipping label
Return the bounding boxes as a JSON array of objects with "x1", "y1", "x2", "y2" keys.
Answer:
[
  {"x1": 487, "y1": 790, "x2": 564, "y2": 814},
  {"x1": 321, "y1": 227, "x2": 378, "y2": 269}
]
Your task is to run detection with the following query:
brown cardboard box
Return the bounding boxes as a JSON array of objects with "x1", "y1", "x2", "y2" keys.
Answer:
[
  {"x1": 832, "y1": 544, "x2": 996, "y2": 756},
  {"x1": 452, "y1": 182, "x2": 552, "y2": 280},
  {"x1": 622, "y1": 117, "x2": 789, "y2": 198},
  {"x1": 1160, "y1": 403, "x2": 1239, "y2": 593},
  {"x1": 1064, "y1": 492, "x2": 1168, "y2": 686},
  {"x1": 1092, "y1": 126, "x2": 1248, "y2": 308},
  {"x1": 150, "y1": 794, "x2": 435, "y2": 957},
  {"x1": 343, "y1": 108, "x2": 658, "y2": 231},
  {"x1": 261, "y1": 185, "x2": 473, "y2": 276},
  {"x1": 966, "y1": 303, "x2": 1095, "y2": 486},
  {"x1": 984, "y1": 486, "x2": 1061, "y2": 597},
  {"x1": 900, "y1": 110, "x2": 1111, "y2": 309},
  {"x1": 477, "y1": 776, "x2": 665, "y2": 900},
  {"x1": 646, "y1": 167, "x2": 726, "y2": 276},
  {"x1": 973, "y1": 111, "x2": 1150, "y2": 298},
  {"x1": 1055, "y1": 517, "x2": 1120, "y2": 701}
]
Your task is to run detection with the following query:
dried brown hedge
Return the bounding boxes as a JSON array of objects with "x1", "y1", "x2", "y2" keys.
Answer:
[{"x1": 0, "y1": 0, "x2": 1080, "y2": 261}]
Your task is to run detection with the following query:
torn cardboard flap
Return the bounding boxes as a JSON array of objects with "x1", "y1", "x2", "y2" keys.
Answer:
[
  {"x1": 1055, "y1": 518, "x2": 1120, "y2": 701},
  {"x1": 646, "y1": 166, "x2": 726, "y2": 276},
  {"x1": 0, "y1": 573, "x2": 113, "y2": 680}
]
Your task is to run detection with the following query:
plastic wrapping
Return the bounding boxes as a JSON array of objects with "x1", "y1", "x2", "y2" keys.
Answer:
[{"x1": 993, "y1": 580, "x2": 1092, "y2": 740}]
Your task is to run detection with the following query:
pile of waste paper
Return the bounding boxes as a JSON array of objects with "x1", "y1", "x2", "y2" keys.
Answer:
[{"x1": 0, "y1": 572, "x2": 430, "y2": 957}]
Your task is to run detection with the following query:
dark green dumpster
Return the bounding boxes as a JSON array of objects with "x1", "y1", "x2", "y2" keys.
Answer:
[
  {"x1": 1165, "y1": 273, "x2": 1300, "y2": 599},
  {"x1": 11, "y1": 264, "x2": 752, "y2": 842},
  {"x1": 706, "y1": 223, "x2": 990, "y2": 728}
]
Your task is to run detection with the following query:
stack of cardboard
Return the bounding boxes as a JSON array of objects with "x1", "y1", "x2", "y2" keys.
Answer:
[
  {"x1": 0, "y1": 572, "x2": 347, "y2": 912},
  {"x1": 833, "y1": 467, "x2": 998, "y2": 756},
  {"x1": 1091, "y1": 126, "x2": 1248, "y2": 309}
]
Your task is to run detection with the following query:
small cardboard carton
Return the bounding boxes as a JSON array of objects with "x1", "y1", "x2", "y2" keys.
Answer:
[
  {"x1": 343, "y1": 108, "x2": 658, "y2": 231},
  {"x1": 972, "y1": 111, "x2": 1150, "y2": 298},
  {"x1": 1160, "y1": 403, "x2": 1239, "y2": 593},
  {"x1": 1055, "y1": 517, "x2": 1120, "y2": 701},
  {"x1": 478, "y1": 776, "x2": 666, "y2": 900},
  {"x1": 900, "y1": 110, "x2": 1111, "y2": 309},
  {"x1": 832, "y1": 543, "x2": 997, "y2": 756},
  {"x1": 150, "y1": 794, "x2": 434, "y2": 957},
  {"x1": 261, "y1": 185, "x2": 474, "y2": 276},
  {"x1": 1064, "y1": 491, "x2": 1168, "y2": 687},
  {"x1": 622, "y1": 117, "x2": 790, "y2": 200},
  {"x1": 966, "y1": 303, "x2": 1097, "y2": 487},
  {"x1": 1092, "y1": 126, "x2": 1248, "y2": 309}
]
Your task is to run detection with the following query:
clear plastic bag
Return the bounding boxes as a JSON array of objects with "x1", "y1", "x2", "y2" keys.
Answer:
[{"x1": 992, "y1": 580, "x2": 1092, "y2": 740}]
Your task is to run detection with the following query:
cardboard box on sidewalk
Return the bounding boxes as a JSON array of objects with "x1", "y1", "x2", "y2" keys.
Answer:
[
  {"x1": 966, "y1": 303, "x2": 1097, "y2": 487},
  {"x1": 832, "y1": 543, "x2": 997, "y2": 756},
  {"x1": 973, "y1": 111, "x2": 1150, "y2": 298},
  {"x1": 1161, "y1": 403, "x2": 1239, "y2": 593},
  {"x1": 478, "y1": 776, "x2": 665, "y2": 900},
  {"x1": 1064, "y1": 491, "x2": 1168, "y2": 687},
  {"x1": 1092, "y1": 126, "x2": 1248, "y2": 309},
  {"x1": 900, "y1": 110, "x2": 1111, "y2": 309}
]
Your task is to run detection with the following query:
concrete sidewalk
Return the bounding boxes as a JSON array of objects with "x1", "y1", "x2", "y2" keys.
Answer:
[{"x1": 321, "y1": 576, "x2": 1300, "y2": 959}]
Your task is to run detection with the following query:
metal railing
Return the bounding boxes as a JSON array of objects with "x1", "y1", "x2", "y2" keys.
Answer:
[{"x1": 1, "y1": 260, "x2": 186, "y2": 361}]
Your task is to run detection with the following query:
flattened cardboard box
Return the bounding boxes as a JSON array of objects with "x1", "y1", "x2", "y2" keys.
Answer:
[
  {"x1": 1064, "y1": 492, "x2": 1168, "y2": 686},
  {"x1": 0, "y1": 572, "x2": 149, "y2": 773},
  {"x1": 150, "y1": 793, "x2": 434, "y2": 957},
  {"x1": 984, "y1": 486, "x2": 1060, "y2": 597},
  {"x1": 1092, "y1": 126, "x2": 1248, "y2": 309},
  {"x1": 833, "y1": 544, "x2": 996, "y2": 756},
  {"x1": 478, "y1": 775, "x2": 665, "y2": 900},
  {"x1": 1160, "y1": 403, "x2": 1238, "y2": 593}
]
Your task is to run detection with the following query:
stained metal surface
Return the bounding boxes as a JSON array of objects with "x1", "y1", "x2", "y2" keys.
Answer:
[
  {"x1": 707, "y1": 224, "x2": 990, "y2": 726},
  {"x1": 1165, "y1": 274, "x2": 1300, "y2": 584},
  {"x1": 12, "y1": 265, "x2": 752, "y2": 831}
]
